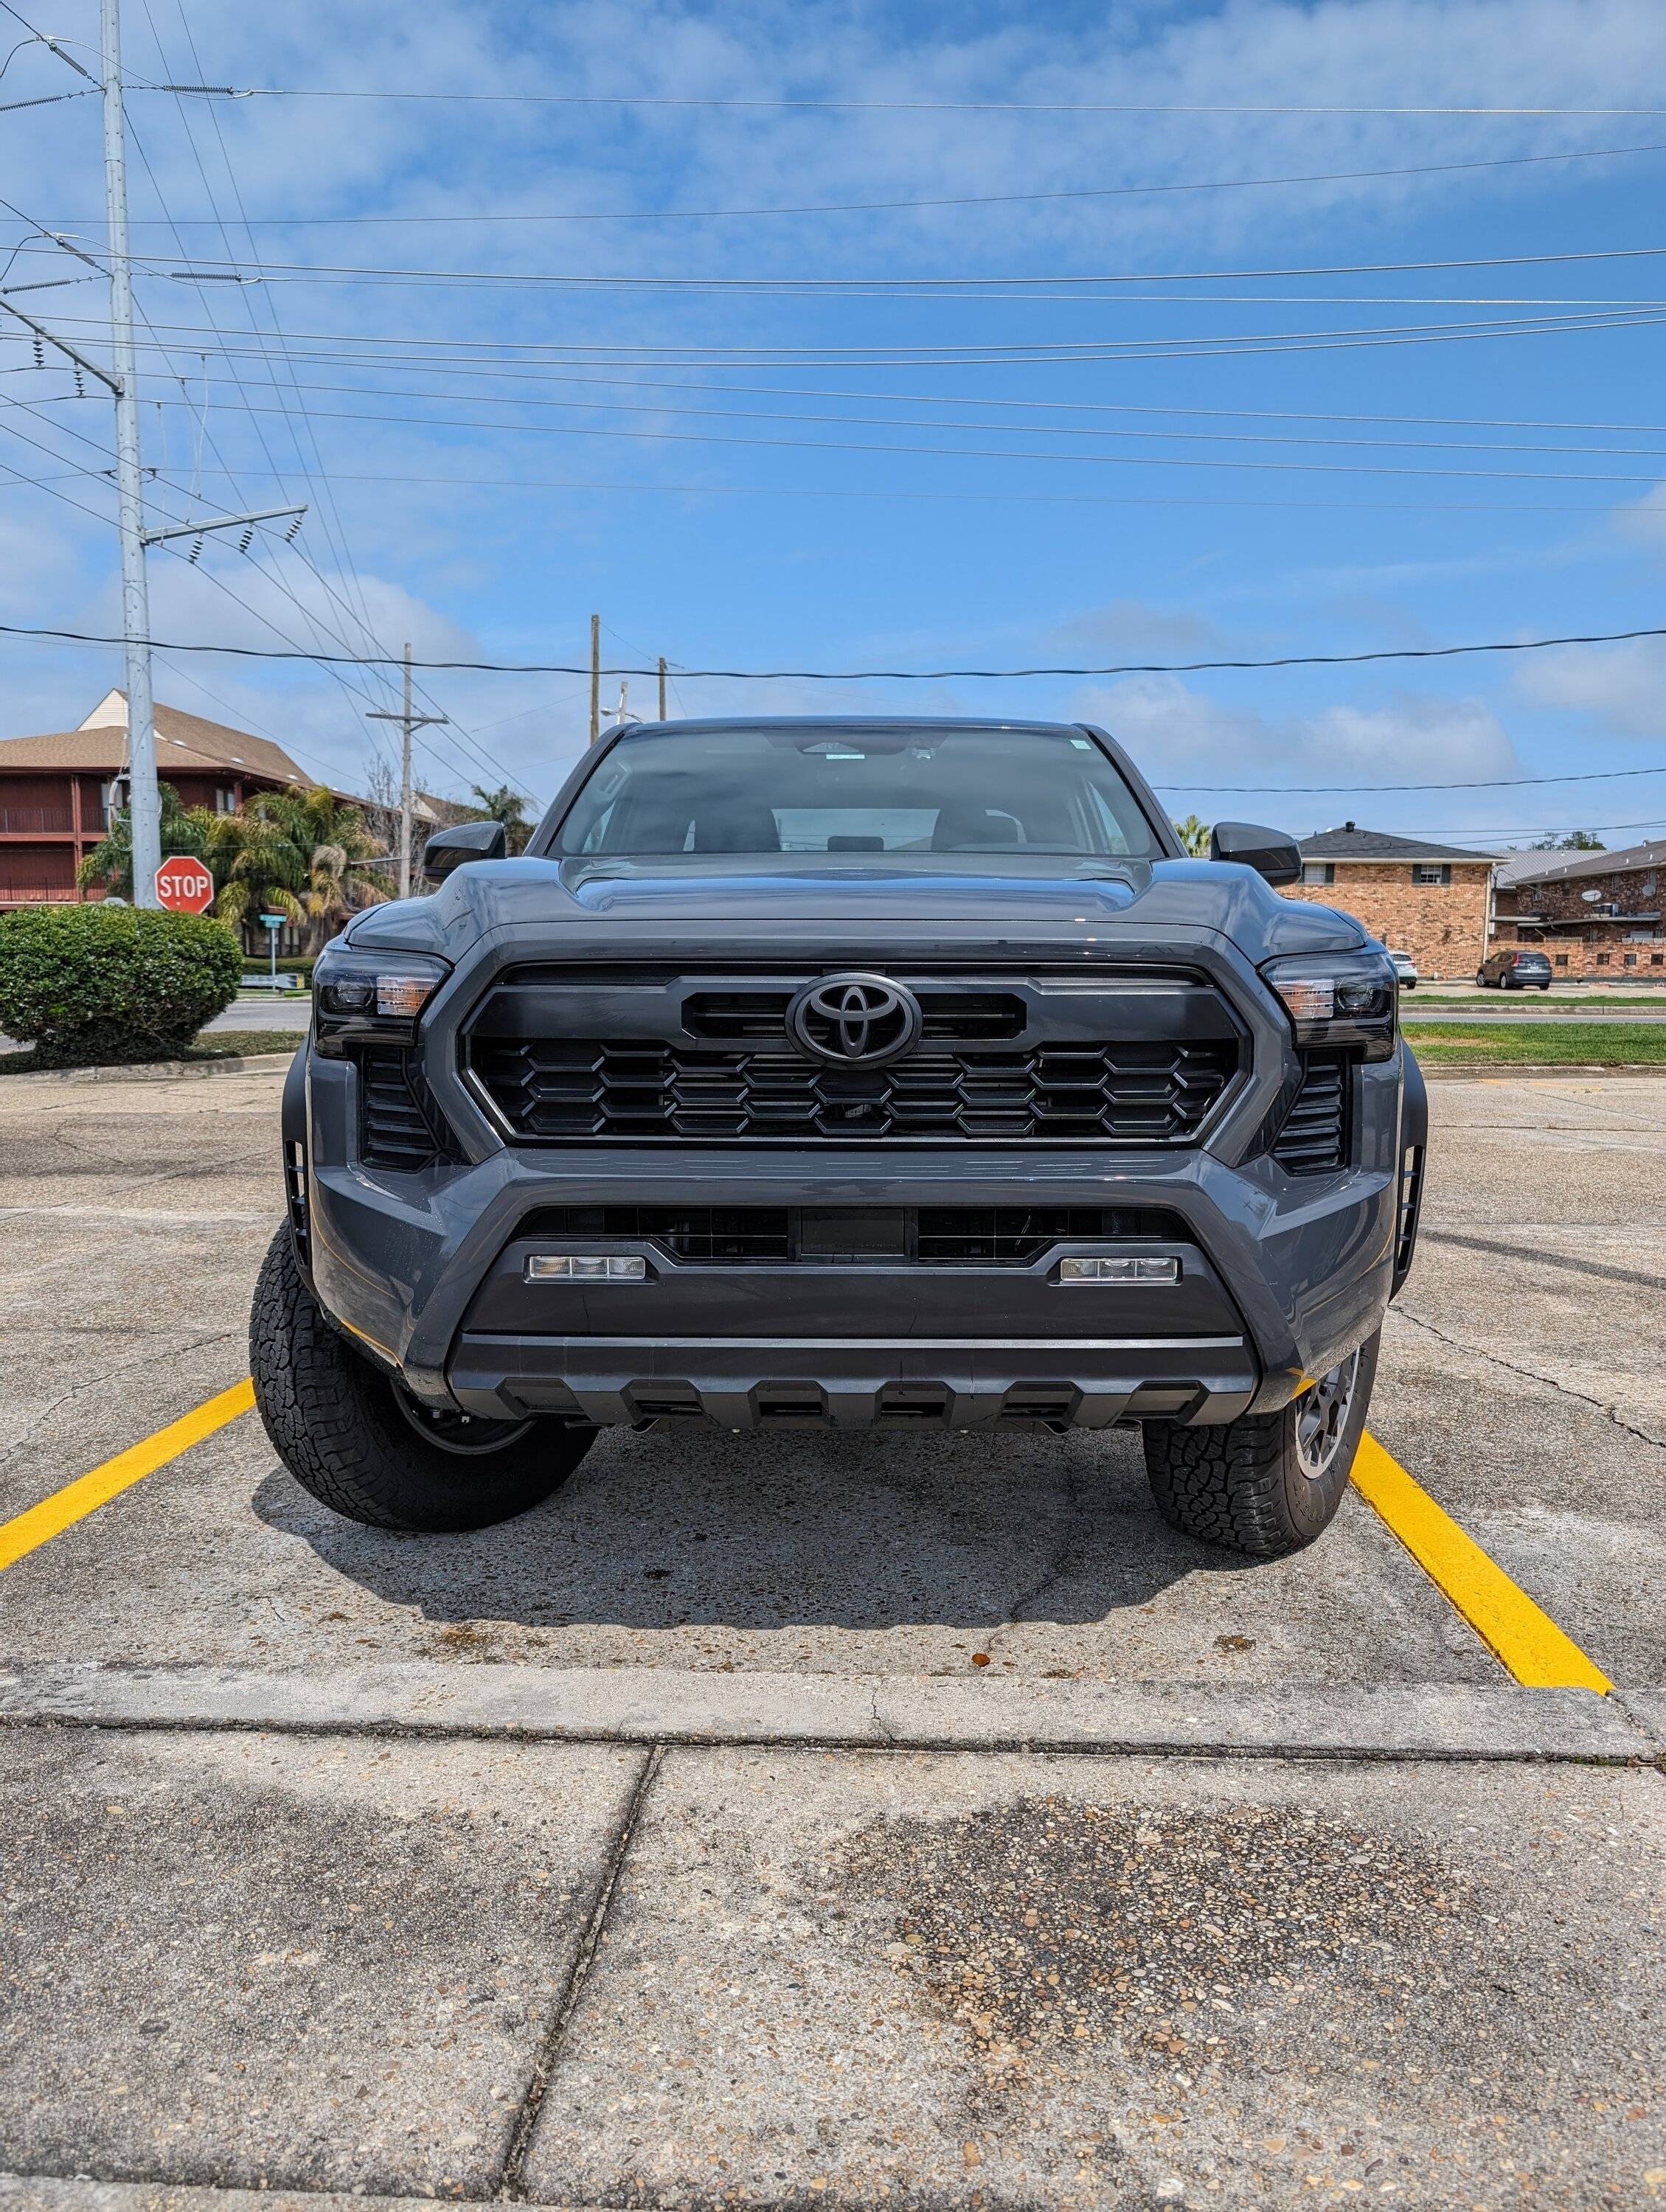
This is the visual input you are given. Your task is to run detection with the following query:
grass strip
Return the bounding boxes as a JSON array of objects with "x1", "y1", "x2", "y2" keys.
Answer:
[
  {"x1": 0, "y1": 1029, "x2": 305, "y2": 1074},
  {"x1": 1404, "y1": 1020, "x2": 1666, "y2": 1064},
  {"x1": 1409, "y1": 992, "x2": 1666, "y2": 1009}
]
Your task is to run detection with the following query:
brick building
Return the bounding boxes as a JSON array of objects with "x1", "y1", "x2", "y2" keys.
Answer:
[
  {"x1": 1285, "y1": 824, "x2": 1495, "y2": 978},
  {"x1": 1490, "y1": 838, "x2": 1666, "y2": 978},
  {"x1": 0, "y1": 690, "x2": 312, "y2": 908}
]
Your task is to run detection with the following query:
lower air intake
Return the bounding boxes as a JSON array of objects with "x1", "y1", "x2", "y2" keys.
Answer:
[{"x1": 1271, "y1": 1052, "x2": 1350, "y2": 1173}]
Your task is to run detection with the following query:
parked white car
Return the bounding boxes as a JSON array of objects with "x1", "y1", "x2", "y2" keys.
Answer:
[{"x1": 1386, "y1": 948, "x2": 1419, "y2": 990}]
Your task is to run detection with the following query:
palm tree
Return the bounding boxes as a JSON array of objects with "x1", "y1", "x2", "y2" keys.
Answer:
[
  {"x1": 469, "y1": 783, "x2": 533, "y2": 855},
  {"x1": 1173, "y1": 813, "x2": 1212, "y2": 858},
  {"x1": 76, "y1": 782, "x2": 212, "y2": 900},
  {"x1": 203, "y1": 787, "x2": 388, "y2": 947}
]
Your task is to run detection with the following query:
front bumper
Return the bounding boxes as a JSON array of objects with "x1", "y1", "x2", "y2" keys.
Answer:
[{"x1": 291, "y1": 1036, "x2": 1413, "y2": 1430}]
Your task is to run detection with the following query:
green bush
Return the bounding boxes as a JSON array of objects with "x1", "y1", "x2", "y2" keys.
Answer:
[{"x1": 0, "y1": 904, "x2": 242, "y2": 1067}]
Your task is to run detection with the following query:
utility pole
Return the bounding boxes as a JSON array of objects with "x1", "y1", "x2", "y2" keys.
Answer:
[
  {"x1": 4, "y1": 18, "x2": 295, "y2": 909},
  {"x1": 589, "y1": 613, "x2": 600, "y2": 745},
  {"x1": 367, "y1": 646, "x2": 448, "y2": 897},
  {"x1": 100, "y1": 0, "x2": 160, "y2": 906},
  {"x1": 658, "y1": 656, "x2": 667, "y2": 720}
]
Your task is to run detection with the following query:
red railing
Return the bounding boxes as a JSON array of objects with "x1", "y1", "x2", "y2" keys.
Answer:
[
  {"x1": 0, "y1": 806, "x2": 77, "y2": 834},
  {"x1": 0, "y1": 885, "x2": 83, "y2": 903}
]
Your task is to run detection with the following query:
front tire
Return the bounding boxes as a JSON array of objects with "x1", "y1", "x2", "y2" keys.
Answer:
[
  {"x1": 250, "y1": 1227, "x2": 594, "y2": 1531},
  {"x1": 1142, "y1": 1332, "x2": 1380, "y2": 1559}
]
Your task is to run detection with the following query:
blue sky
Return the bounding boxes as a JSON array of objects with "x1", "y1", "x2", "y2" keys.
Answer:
[{"x1": 4, "y1": 0, "x2": 1666, "y2": 847}]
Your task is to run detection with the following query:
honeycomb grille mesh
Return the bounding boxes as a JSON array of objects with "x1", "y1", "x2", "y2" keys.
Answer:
[{"x1": 471, "y1": 1037, "x2": 1238, "y2": 1145}]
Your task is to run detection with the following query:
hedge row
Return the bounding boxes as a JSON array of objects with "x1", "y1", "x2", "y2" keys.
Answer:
[{"x1": 0, "y1": 905, "x2": 242, "y2": 1068}]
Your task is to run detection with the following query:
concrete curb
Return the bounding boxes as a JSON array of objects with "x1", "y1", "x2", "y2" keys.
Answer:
[
  {"x1": 1419, "y1": 1061, "x2": 1666, "y2": 1079},
  {"x1": 0, "y1": 1050, "x2": 296, "y2": 1085},
  {"x1": 0, "y1": 2183, "x2": 556, "y2": 2212},
  {"x1": 0, "y1": 1662, "x2": 1656, "y2": 1762}
]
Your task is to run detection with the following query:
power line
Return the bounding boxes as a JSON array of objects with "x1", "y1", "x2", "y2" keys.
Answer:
[
  {"x1": 92, "y1": 237, "x2": 1666, "y2": 289},
  {"x1": 34, "y1": 335, "x2": 1666, "y2": 440},
  {"x1": 4, "y1": 616, "x2": 1666, "y2": 678},
  {"x1": 32, "y1": 137, "x2": 1666, "y2": 226},
  {"x1": 108, "y1": 389, "x2": 1666, "y2": 483},
  {"x1": 114, "y1": 370, "x2": 1666, "y2": 466},
  {"x1": 1155, "y1": 765, "x2": 1666, "y2": 795},
  {"x1": 35, "y1": 305, "x2": 1665, "y2": 366},
  {"x1": 171, "y1": 87, "x2": 1666, "y2": 116}
]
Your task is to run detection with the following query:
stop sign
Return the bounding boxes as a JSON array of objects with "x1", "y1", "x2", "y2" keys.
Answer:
[{"x1": 154, "y1": 855, "x2": 215, "y2": 914}]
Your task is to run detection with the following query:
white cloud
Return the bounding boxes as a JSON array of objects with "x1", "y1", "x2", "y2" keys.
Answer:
[
  {"x1": 1073, "y1": 673, "x2": 1521, "y2": 809},
  {"x1": 1050, "y1": 599, "x2": 1234, "y2": 655},
  {"x1": 1515, "y1": 636, "x2": 1666, "y2": 738}
]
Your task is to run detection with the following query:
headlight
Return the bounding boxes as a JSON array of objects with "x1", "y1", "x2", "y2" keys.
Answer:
[
  {"x1": 1260, "y1": 949, "x2": 1398, "y2": 1062},
  {"x1": 313, "y1": 944, "x2": 450, "y2": 1057}
]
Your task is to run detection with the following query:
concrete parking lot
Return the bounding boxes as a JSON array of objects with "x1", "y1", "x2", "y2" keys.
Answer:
[{"x1": 1, "y1": 1059, "x2": 1663, "y2": 2208}]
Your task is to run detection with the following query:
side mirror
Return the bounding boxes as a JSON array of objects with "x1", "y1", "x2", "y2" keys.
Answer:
[
  {"x1": 1209, "y1": 820, "x2": 1302, "y2": 886},
  {"x1": 422, "y1": 820, "x2": 507, "y2": 881}
]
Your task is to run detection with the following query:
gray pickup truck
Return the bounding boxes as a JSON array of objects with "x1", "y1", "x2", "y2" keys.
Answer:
[{"x1": 251, "y1": 716, "x2": 1425, "y2": 1557}]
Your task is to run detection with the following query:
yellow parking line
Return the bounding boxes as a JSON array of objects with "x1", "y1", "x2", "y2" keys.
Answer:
[
  {"x1": 0, "y1": 1377, "x2": 255, "y2": 1573},
  {"x1": 1351, "y1": 1432, "x2": 1611, "y2": 1692}
]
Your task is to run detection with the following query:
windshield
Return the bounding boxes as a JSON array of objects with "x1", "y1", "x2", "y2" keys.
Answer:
[{"x1": 553, "y1": 725, "x2": 1162, "y2": 859}]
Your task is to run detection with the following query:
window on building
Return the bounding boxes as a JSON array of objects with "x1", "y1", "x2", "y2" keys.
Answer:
[
  {"x1": 215, "y1": 786, "x2": 237, "y2": 814},
  {"x1": 1597, "y1": 952, "x2": 1611, "y2": 965},
  {"x1": 1302, "y1": 862, "x2": 1335, "y2": 886},
  {"x1": 1555, "y1": 954, "x2": 1569, "y2": 967},
  {"x1": 1412, "y1": 863, "x2": 1452, "y2": 886},
  {"x1": 1625, "y1": 953, "x2": 1638, "y2": 966},
  {"x1": 1653, "y1": 954, "x2": 1664, "y2": 967}
]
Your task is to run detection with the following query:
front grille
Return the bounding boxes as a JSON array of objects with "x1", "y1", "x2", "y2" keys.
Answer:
[
  {"x1": 472, "y1": 1039, "x2": 1238, "y2": 1146},
  {"x1": 684, "y1": 987, "x2": 1026, "y2": 1043},
  {"x1": 913, "y1": 1206, "x2": 1184, "y2": 1263},
  {"x1": 1271, "y1": 1051, "x2": 1350, "y2": 1173},
  {"x1": 517, "y1": 1203, "x2": 1187, "y2": 1265},
  {"x1": 358, "y1": 1047, "x2": 460, "y2": 1172}
]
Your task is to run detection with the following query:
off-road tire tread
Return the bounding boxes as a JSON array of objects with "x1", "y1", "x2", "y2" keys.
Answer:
[
  {"x1": 250, "y1": 1227, "x2": 590, "y2": 1531},
  {"x1": 1143, "y1": 1331, "x2": 1379, "y2": 1560},
  {"x1": 1144, "y1": 1413, "x2": 1304, "y2": 1558}
]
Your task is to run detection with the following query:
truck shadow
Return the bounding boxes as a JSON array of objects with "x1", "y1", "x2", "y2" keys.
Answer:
[{"x1": 249, "y1": 1421, "x2": 1246, "y2": 1632}]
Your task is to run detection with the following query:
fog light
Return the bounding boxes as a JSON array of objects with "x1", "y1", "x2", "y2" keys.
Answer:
[
  {"x1": 1058, "y1": 1256, "x2": 1180, "y2": 1285},
  {"x1": 525, "y1": 1253, "x2": 648, "y2": 1281}
]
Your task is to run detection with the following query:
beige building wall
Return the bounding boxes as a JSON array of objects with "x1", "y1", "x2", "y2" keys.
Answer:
[{"x1": 1284, "y1": 861, "x2": 1492, "y2": 978}]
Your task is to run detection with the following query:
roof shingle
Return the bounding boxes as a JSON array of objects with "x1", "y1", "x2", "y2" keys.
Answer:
[{"x1": 1298, "y1": 823, "x2": 1494, "y2": 863}]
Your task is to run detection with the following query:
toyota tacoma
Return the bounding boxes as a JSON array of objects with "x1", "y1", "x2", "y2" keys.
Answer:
[{"x1": 251, "y1": 716, "x2": 1426, "y2": 1557}]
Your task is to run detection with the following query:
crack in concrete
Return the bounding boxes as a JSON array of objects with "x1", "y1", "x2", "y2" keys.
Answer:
[
  {"x1": 496, "y1": 1742, "x2": 663, "y2": 2202},
  {"x1": 989, "y1": 1448, "x2": 1098, "y2": 1645},
  {"x1": 0, "y1": 1328, "x2": 241, "y2": 1470},
  {"x1": 1389, "y1": 1306, "x2": 1666, "y2": 1455}
]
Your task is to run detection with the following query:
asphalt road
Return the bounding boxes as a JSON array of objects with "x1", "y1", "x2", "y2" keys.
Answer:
[{"x1": 1, "y1": 1064, "x2": 1662, "y2": 2208}]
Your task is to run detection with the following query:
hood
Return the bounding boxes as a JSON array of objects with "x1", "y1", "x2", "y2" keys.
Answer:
[{"x1": 346, "y1": 852, "x2": 1364, "y2": 961}]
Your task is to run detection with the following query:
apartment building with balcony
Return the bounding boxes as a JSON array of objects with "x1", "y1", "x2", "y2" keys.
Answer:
[{"x1": 0, "y1": 690, "x2": 312, "y2": 907}]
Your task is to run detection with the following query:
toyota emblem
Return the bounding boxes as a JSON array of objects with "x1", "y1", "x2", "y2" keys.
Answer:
[{"x1": 786, "y1": 973, "x2": 923, "y2": 1067}]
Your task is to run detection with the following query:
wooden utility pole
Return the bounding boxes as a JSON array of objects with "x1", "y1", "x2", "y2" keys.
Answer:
[
  {"x1": 658, "y1": 656, "x2": 667, "y2": 720},
  {"x1": 367, "y1": 644, "x2": 448, "y2": 897},
  {"x1": 589, "y1": 613, "x2": 600, "y2": 744}
]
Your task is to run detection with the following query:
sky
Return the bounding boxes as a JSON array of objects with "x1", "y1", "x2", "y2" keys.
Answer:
[{"x1": 4, "y1": 0, "x2": 1666, "y2": 848}]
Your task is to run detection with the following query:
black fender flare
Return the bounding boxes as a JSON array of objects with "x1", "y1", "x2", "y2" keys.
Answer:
[
  {"x1": 280, "y1": 1043, "x2": 314, "y2": 1286},
  {"x1": 1391, "y1": 1042, "x2": 1427, "y2": 1301}
]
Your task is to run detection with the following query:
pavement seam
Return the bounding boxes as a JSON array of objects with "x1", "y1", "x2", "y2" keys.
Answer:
[
  {"x1": 1389, "y1": 1304, "x2": 1666, "y2": 1453},
  {"x1": 1610, "y1": 1686, "x2": 1666, "y2": 1750},
  {"x1": 496, "y1": 1741, "x2": 664, "y2": 2202},
  {"x1": 0, "y1": 1711, "x2": 1645, "y2": 1765}
]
